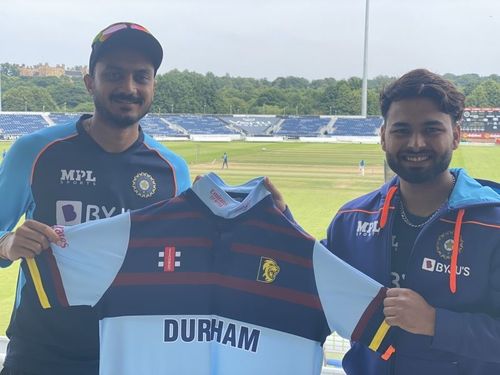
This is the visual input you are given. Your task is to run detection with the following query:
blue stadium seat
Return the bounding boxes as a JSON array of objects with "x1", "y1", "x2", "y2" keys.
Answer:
[
  {"x1": 164, "y1": 115, "x2": 238, "y2": 135},
  {"x1": 275, "y1": 116, "x2": 330, "y2": 137},
  {"x1": 330, "y1": 117, "x2": 383, "y2": 136},
  {"x1": 220, "y1": 116, "x2": 280, "y2": 135},
  {"x1": 0, "y1": 114, "x2": 49, "y2": 137}
]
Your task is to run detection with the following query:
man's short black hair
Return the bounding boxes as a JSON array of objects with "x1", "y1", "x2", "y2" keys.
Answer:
[{"x1": 380, "y1": 69, "x2": 465, "y2": 124}]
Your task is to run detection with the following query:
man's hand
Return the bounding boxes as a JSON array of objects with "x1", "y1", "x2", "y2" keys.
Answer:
[
  {"x1": 384, "y1": 288, "x2": 436, "y2": 336},
  {"x1": 264, "y1": 177, "x2": 286, "y2": 212},
  {"x1": 0, "y1": 220, "x2": 61, "y2": 261}
]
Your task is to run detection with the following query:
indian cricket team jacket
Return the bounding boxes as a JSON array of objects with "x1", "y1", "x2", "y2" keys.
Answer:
[{"x1": 326, "y1": 168, "x2": 500, "y2": 375}]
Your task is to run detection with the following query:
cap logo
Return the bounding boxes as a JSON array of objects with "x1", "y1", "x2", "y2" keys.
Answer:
[{"x1": 93, "y1": 23, "x2": 152, "y2": 45}]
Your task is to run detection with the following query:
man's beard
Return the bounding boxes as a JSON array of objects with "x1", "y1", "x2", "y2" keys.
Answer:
[
  {"x1": 93, "y1": 94, "x2": 151, "y2": 128},
  {"x1": 386, "y1": 149, "x2": 452, "y2": 184}
]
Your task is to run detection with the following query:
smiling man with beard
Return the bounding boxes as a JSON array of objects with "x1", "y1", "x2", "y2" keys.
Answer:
[
  {"x1": 0, "y1": 22, "x2": 190, "y2": 375},
  {"x1": 325, "y1": 69, "x2": 500, "y2": 375}
]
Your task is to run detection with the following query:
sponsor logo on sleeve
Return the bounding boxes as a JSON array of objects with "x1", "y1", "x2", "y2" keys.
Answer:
[
  {"x1": 257, "y1": 257, "x2": 280, "y2": 283},
  {"x1": 52, "y1": 225, "x2": 68, "y2": 248},
  {"x1": 132, "y1": 172, "x2": 157, "y2": 198},
  {"x1": 209, "y1": 189, "x2": 227, "y2": 207}
]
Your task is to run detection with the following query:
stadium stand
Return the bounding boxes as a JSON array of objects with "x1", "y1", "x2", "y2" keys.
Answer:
[
  {"x1": 329, "y1": 117, "x2": 383, "y2": 136},
  {"x1": 138, "y1": 114, "x2": 184, "y2": 137},
  {"x1": 48, "y1": 112, "x2": 82, "y2": 125},
  {"x1": 0, "y1": 113, "x2": 48, "y2": 138},
  {"x1": 275, "y1": 116, "x2": 331, "y2": 137},
  {"x1": 220, "y1": 116, "x2": 280, "y2": 135},
  {"x1": 163, "y1": 115, "x2": 238, "y2": 135}
]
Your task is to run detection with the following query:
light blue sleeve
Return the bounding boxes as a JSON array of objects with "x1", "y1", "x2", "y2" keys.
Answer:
[
  {"x1": 143, "y1": 134, "x2": 191, "y2": 194},
  {"x1": 50, "y1": 212, "x2": 132, "y2": 306},
  {"x1": 0, "y1": 125, "x2": 78, "y2": 268},
  {"x1": 0, "y1": 136, "x2": 38, "y2": 267},
  {"x1": 313, "y1": 240, "x2": 383, "y2": 339}
]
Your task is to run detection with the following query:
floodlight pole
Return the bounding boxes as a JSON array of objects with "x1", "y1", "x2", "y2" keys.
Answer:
[{"x1": 361, "y1": 0, "x2": 370, "y2": 117}]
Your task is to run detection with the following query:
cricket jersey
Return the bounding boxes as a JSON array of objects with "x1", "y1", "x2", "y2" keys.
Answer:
[
  {"x1": 22, "y1": 173, "x2": 393, "y2": 375},
  {"x1": 0, "y1": 114, "x2": 190, "y2": 375}
]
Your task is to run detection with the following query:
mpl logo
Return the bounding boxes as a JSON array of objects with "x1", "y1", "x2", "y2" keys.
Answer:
[
  {"x1": 422, "y1": 257, "x2": 471, "y2": 277},
  {"x1": 356, "y1": 220, "x2": 380, "y2": 237},
  {"x1": 56, "y1": 201, "x2": 82, "y2": 225},
  {"x1": 60, "y1": 169, "x2": 96, "y2": 186}
]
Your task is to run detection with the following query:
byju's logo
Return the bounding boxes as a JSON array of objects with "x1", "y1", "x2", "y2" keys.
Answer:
[
  {"x1": 422, "y1": 258, "x2": 436, "y2": 271},
  {"x1": 422, "y1": 257, "x2": 471, "y2": 277},
  {"x1": 60, "y1": 170, "x2": 96, "y2": 186},
  {"x1": 356, "y1": 220, "x2": 380, "y2": 237},
  {"x1": 56, "y1": 201, "x2": 82, "y2": 225}
]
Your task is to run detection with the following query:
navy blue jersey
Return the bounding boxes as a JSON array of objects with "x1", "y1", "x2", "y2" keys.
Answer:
[
  {"x1": 0, "y1": 115, "x2": 190, "y2": 375},
  {"x1": 23, "y1": 174, "x2": 393, "y2": 375}
]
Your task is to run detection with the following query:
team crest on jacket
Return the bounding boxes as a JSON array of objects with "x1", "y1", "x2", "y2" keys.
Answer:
[
  {"x1": 436, "y1": 231, "x2": 463, "y2": 260},
  {"x1": 132, "y1": 172, "x2": 157, "y2": 198},
  {"x1": 257, "y1": 257, "x2": 280, "y2": 283}
]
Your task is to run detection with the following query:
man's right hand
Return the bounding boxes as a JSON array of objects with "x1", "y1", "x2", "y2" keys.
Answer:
[{"x1": 0, "y1": 220, "x2": 62, "y2": 261}]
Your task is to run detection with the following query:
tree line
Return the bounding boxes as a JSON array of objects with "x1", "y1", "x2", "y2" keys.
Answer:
[{"x1": 1, "y1": 63, "x2": 499, "y2": 115}]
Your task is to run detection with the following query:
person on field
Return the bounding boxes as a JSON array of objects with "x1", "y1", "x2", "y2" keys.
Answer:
[
  {"x1": 359, "y1": 159, "x2": 365, "y2": 176},
  {"x1": 0, "y1": 22, "x2": 191, "y2": 375},
  {"x1": 222, "y1": 151, "x2": 229, "y2": 169},
  {"x1": 326, "y1": 69, "x2": 500, "y2": 374}
]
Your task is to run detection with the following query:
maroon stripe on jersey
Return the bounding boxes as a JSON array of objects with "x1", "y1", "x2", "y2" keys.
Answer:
[
  {"x1": 132, "y1": 211, "x2": 205, "y2": 222},
  {"x1": 243, "y1": 220, "x2": 314, "y2": 240},
  {"x1": 129, "y1": 237, "x2": 213, "y2": 248},
  {"x1": 351, "y1": 287, "x2": 387, "y2": 341},
  {"x1": 113, "y1": 272, "x2": 322, "y2": 310},
  {"x1": 45, "y1": 248, "x2": 69, "y2": 307},
  {"x1": 232, "y1": 243, "x2": 313, "y2": 268}
]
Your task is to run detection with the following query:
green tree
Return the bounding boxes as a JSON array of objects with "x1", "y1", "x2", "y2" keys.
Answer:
[
  {"x1": 467, "y1": 80, "x2": 500, "y2": 107},
  {"x1": 3, "y1": 86, "x2": 59, "y2": 112}
]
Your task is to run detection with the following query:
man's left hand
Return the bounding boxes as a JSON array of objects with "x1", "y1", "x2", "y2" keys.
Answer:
[{"x1": 384, "y1": 288, "x2": 436, "y2": 336}]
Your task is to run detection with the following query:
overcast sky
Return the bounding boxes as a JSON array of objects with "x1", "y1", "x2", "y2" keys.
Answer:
[{"x1": 1, "y1": 0, "x2": 498, "y2": 80}]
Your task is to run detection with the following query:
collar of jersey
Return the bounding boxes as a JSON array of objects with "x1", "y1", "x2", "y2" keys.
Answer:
[
  {"x1": 191, "y1": 173, "x2": 270, "y2": 219},
  {"x1": 76, "y1": 114, "x2": 145, "y2": 153}
]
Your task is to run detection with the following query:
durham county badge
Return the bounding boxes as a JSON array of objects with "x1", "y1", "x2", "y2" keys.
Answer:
[{"x1": 257, "y1": 257, "x2": 280, "y2": 283}]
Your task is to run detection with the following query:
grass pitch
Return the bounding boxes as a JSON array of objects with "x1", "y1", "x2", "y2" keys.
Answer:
[{"x1": 1, "y1": 141, "x2": 499, "y2": 335}]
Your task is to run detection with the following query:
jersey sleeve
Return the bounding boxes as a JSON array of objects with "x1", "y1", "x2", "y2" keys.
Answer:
[
  {"x1": 313, "y1": 241, "x2": 394, "y2": 357},
  {"x1": 0, "y1": 136, "x2": 38, "y2": 267},
  {"x1": 21, "y1": 212, "x2": 132, "y2": 309}
]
